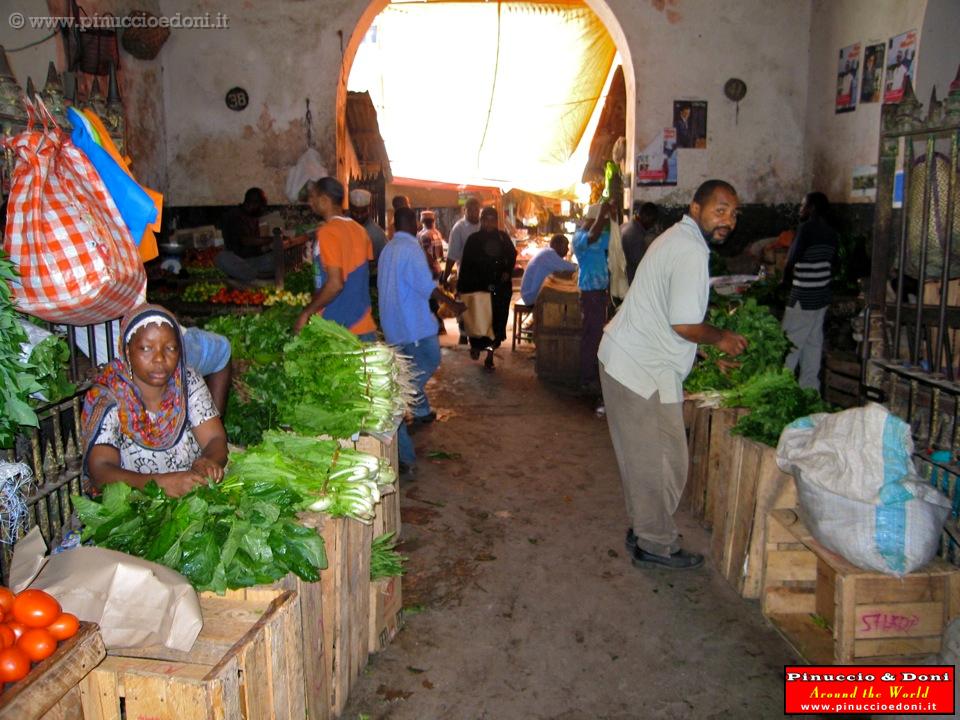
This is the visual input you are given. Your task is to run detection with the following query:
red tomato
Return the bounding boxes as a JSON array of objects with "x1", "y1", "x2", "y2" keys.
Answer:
[
  {"x1": 12, "y1": 590, "x2": 61, "y2": 628},
  {"x1": 0, "y1": 625, "x2": 14, "y2": 649},
  {"x1": 17, "y1": 628, "x2": 56, "y2": 662},
  {"x1": 5, "y1": 622, "x2": 25, "y2": 641},
  {"x1": 46, "y1": 613, "x2": 79, "y2": 641},
  {"x1": 0, "y1": 588, "x2": 14, "y2": 617},
  {"x1": 0, "y1": 647, "x2": 30, "y2": 683}
]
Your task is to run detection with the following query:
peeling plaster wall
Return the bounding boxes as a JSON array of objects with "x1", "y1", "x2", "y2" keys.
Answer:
[
  {"x1": 160, "y1": 0, "x2": 813, "y2": 206},
  {"x1": 805, "y1": 0, "x2": 927, "y2": 204}
]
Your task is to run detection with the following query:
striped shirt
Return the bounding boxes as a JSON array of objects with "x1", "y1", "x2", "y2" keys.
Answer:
[{"x1": 786, "y1": 217, "x2": 837, "y2": 310}]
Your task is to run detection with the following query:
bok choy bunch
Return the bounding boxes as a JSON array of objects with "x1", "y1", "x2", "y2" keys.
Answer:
[
  {"x1": 280, "y1": 316, "x2": 415, "y2": 438},
  {"x1": 221, "y1": 430, "x2": 396, "y2": 524}
]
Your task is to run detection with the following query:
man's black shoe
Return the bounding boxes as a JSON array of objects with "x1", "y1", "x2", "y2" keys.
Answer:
[
  {"x1": 625, "y1": 528, "x2": 637, "y2": 554},
  {"x1": 458, "y1": 335, "x2": 469, "y2": 345},
  {"x1": 631, "y1": 545, "x2": 704, "y2": 570},
  {"x1": 411, "y1": 411, "x2": 437, "y2": 426}
]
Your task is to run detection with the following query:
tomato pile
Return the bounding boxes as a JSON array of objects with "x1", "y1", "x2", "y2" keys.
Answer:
[
  {"x1": 184, "y1": 248, "x2": 221, "y2": 268},
  {"x1": 0, "y1": 587, "x2": 79, "y2": 685},
  {"x1": 210, "y1": 287, "x2": 265, "y2": 305}
]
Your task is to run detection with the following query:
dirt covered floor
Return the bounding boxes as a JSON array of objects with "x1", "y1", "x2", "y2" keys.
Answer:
[{"x1": 342, "y1": 320, "x2": 800, "y2": 719}]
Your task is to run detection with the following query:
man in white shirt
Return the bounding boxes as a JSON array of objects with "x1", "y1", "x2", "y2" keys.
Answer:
[
  {"x1": 598, "y1": 179, "x2": 747, "y2": 570},
  {"x1": 440, "y1": 196, "x2": 481, "y2": 345}
]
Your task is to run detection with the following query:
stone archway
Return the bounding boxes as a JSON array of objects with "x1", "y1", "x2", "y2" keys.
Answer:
[{"x1": 334, "y1": 0, "x2": 637, "y2": 203}]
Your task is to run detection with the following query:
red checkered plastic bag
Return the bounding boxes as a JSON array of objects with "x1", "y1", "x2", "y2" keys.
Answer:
[{"x1": 3, "y1": 99, "x2": 145, "y2": 324}]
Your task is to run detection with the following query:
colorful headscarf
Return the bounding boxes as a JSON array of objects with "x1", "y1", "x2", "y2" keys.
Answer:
[{"x1": 81, "y1": 304, "x2": 189, "y2": 466}]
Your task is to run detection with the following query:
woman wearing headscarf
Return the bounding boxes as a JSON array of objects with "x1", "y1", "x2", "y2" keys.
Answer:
[
  {"x1": 82, "y1": 304, "x2": 228, "y2": 497},
  {"x1": 457, "y1": 206, "x2": 517, "y2": 370}
]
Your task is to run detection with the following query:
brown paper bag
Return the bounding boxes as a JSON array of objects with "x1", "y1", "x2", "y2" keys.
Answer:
[
  {"x1": 460, "y1": 291, "x2": 494, "y2": 339},
  {"x1": 10, "y1": 527, "x2": 202, "y2": 651}
]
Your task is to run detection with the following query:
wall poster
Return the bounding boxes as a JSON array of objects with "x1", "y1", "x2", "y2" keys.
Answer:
[
  {"x1": 672, "y1": 100, "x2": 707, "y2": 149},
  {"x1": 860, "y1": 43, "x2": 885, "y2": 104},
  {"x1": 884, "y1": 29, "x2": 917, "y2": 103},
  {"x1": 636, "y1": 129, "x2": 678, "y2": 186},
  {"x1": 835, "y1": 42, "x2": 860, "y2": 114}
]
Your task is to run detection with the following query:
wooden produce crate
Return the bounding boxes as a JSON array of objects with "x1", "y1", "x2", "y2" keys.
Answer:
[
  {"x1": 703, "y1": 407, "x2": 748, "y2": 531},
  {"x1": 682, "y1": 401, "x2": 713, "y2": 521},
  {"x1": 81, "y1": 591, "x2": 303, "y2": 720},
  {"x1": 0, "y1": 623, "x2": 104, "y2": 720},
  {"x1": 368, "y1": 576, "x2": 404, "y2": 654},
  {"x1": 534, "y1": 331, "x2": 581, "y2": 386},
  {"x1": 762, "y1": 509, "x2": 960, "y2": 664},
  {"x1": 202, "y1": 514, "x2": 373, "y2": 720},
  {"x1": 711, "y1": 436, "x2": 797, "y2": 599}
]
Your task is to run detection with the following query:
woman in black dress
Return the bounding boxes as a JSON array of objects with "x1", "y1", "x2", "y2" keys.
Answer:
[{"x1": 457, "y1": 207, "x2": 517, "y2": 370}]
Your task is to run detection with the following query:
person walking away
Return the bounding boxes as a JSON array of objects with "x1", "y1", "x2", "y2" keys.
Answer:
[
  {"x1": 457, "y1": 206, "x2": 517, "y2": 370},
  {"x1": 441, "y1": 197, "x2": 482, "y2": 345},
  {"x1": 520, "y1": 234, "x2": 576, "y2": 306},
  {"x1": 294, "y1": 177, "x2": 377, "y2": 341},
  {"x1": 572, "y1": 201, "x2": 613, "y2": 393},
  {"x1": 417, "y1": 210, "x2": 447, "y2": 333},
  {"x1": 599, "y1": 180, "x2": 748, "y2": 570},
  {"x1": 781, "y1": 192, "x2": 838, "y2": 392},
  {"x1": 378, "y1": 207, "x2": 465, "y2": 472},
  {"x1": 621, "y1": 202, "x2": 660, "y2": 286}
]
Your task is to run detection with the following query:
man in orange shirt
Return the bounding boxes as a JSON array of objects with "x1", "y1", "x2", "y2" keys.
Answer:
[{"x1": 294, "y1": 177, "x2": 377, "y2": 340}]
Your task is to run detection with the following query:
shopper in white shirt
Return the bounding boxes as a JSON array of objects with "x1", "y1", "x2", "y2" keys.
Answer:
[
  {"x1": 440, "y1": 196, "x2": 481, "y2": 345},
  {"x1": 598, "y1": 179, "x2": 747, "y2": 571}
]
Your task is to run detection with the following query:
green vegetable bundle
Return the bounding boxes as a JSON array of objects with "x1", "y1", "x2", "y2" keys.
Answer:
[
  {"x1": 28, "y1": 335, "x2": 75, "y2": 404},
  {"x1": 370, "y1": 532, "x2": 406, "y2": 580},
  {"x1": 73, "y1": 480, "x2": 327, "y2": 594},
  {"x1": 720, "y1": 369, "x2": 830, "y2": 447},
  {"x1": 685, "y1": 298, "x2": 790, "y2": 392},
  {"x1": 222, "y1": 430, "x2": 396, "y2": 523},
  {"x1": 279, "y1": 316, "x2": 413, "y2": 438},
  {"x1": 0, "y1": 254, "x2": 41, "y2": 448},
  {"x1": 205, "y1": 306, "x2": 298, "y2": 365}
]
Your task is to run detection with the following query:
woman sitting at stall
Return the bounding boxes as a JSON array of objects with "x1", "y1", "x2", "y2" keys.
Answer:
[
  {"x1": 458, "y1": 206, "x2": 517, "y2": 370},
  {"x1": 81, "y1": 304, "x2": 228, "y2": 497}
]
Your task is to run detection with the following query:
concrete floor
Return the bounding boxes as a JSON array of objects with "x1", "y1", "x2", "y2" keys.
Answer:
[{"x1": 342, "y1": 321, "x2": 803, "y2": 720}]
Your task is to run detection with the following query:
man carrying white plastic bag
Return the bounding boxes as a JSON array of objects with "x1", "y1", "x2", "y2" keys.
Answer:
[{"x1": 776, "y1": 403, "x2": 951, "y2": 576}]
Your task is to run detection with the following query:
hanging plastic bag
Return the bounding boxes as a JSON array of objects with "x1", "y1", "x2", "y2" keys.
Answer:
[
  {"x1": 3, "y1": 99, "x2": 145, "y2": 324},
  {"x1": 777, "y1": 403, "x2": 951, "y2": 576},
  {"x1": 285, "y1": 147, "x2": 327, "y2": 203}
]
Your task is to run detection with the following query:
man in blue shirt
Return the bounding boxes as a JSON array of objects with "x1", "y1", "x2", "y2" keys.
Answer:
[
  {"x1": 378, "y1": 207, "x2": 465, "y2": 471},
  {"x1": 520, "y1": 234, "x2": 577, "y2": 306},
  {"x1": 572, "y1": 201, "x2": 613, "y2": 391}
]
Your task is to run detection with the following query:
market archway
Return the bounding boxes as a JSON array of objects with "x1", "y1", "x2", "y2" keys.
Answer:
[{"x1": 334, "y1": 0, "x2": 636, "y2": 200}]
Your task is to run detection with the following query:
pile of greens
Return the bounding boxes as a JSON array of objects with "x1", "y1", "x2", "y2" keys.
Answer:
[
  {"x1": 279, "y1": 316, "x2": 412, "y2": 438},
  {"x1": 282, "y1": 266, "x2": 315, "y2": 295},
  {"x1": 720, "y1": 369, "x2": 830, "y2": 447},
  {"x1": 370, "y1": 532, "x2": 406, "y2": 581},
  {"x1": 685, "y1": 298, "x2": 790, "y2": 392},
  {"x1": 205, "y1": 306, "x2": 298, "y2": 365},
  {"x1": 0, "y1": 255, "x2": 42, "y2": 449},
  {"x1": 222, "y1": 430, "x2": 395, "y2": 524},
  {"x1": 28, "y1": 335, "x2": 75, "y2": 404},
  {"x1": 73, "y1": 479, "x2": 327, "y2": 594}
]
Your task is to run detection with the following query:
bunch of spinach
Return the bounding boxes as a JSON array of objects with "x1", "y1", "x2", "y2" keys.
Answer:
[
  {"x1": 72, "y1": 480, "x2": 327, "y2": 594},
  {"x1": 0, "y1": 254, "x2": 41, "y2": 449},
  {"x1": 205, "y1": 306, "x2": 297, "y2": 365},
  {"x1": 721, "y1": 369, "x2": 831, "y2": 447},
  {"x1": 685, "y1": 298, "x2": 790, "y2": 392},
  {"x1": 28, "y1": 335, "x2": 76, "y2": 404}
]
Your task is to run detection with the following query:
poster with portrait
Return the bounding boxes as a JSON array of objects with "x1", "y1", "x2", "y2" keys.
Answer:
[
  {"x1": 860, "y1": 43, "x2": 885, "y2": 103},
  {"x1": 884, "y1": 29, "x2": 917, "y2": 103},
  {"x1": 835, "y1": 42, "x2": 860, "y2": 113},
  {"x1": 635, "y1": 128, "x2": 677, "y2": 186},
  {"x1": 672, "y1": 100, "x2": 707, "y2": 148}
]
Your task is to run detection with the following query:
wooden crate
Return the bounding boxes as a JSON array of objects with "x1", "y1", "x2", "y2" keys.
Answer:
[
  {"x1": 762, "y1": 509, "x2": 960, "y2": 664},
  {"x1": 534, "y1": 331, "x2": 581, "y2": 386},
  {"x1": 0, "y1": 623, "x2": 104, "y2": 720},
  {"x1": 81, "y1": 591, "x2": 304, "y2": 720},
  {"x1": 704, "y1": 408, "x2": 748, "y2": 532},
  {"x1": 368, "y1": 576, "x2": 404, "y2": 653},
  {"x1": 711, "y1": 437, "x2": 797, "y2": 599},
  {"x1": 202, "y1": 514, "x2": 372, "y2": 719},
  {"x1": 682, "y1": 402, "x2": 713, "y2": 521}
]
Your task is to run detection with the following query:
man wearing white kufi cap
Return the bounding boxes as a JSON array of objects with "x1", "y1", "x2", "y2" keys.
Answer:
[{"x1": 349, "y1": 188, "x2": 388, "y2": 267}]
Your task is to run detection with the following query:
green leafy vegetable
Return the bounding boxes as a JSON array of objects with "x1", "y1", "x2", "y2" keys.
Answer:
[
  {"x1": 28, "y1": 335, "x2": 76, "y2": 403},
  {"x1": 370, "y1": 532, "x2": 406, "y2": 580},
  {"x1": 0, "y1": 253, "x2": 41, "y2": 448},
  {"x1": 73, "y1": 479, "x2": 327, "y2": 594}
]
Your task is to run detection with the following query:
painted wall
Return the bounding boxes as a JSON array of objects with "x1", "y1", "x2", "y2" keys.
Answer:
[
  {"x1": 915, "y1": 0, "x2": 960, "y2": 104},
  {"x1": 804, "y1": 0, "x2": 928, "y2": 204},
  {"x1": 154, "y1": 0, "x2": 814, "y2": 206}
]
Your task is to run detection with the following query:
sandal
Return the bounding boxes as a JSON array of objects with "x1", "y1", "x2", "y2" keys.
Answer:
[{"x1": 484, "y1": 350, "x2": 495, "y2": 370}]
